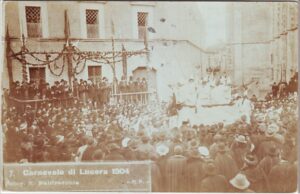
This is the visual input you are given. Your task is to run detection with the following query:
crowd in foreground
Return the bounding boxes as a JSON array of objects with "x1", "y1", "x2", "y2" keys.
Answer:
[{"x1": 2, "y1": 84, "x2": 298, "y2": 193}]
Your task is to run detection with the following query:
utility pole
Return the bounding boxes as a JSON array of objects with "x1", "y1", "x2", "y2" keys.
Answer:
[
  {"x1": 5, "y1": 26, "x2": 14, "y2": 89},
  {"x1": 21, "y1": 33, "x2": 28, "y2": 83},
  {"x1": 121, "y1": 44, "x2": 127, "y2": 79},
  {"x1": 64, "y1": 10, "x2": 73, "y2": 89}
]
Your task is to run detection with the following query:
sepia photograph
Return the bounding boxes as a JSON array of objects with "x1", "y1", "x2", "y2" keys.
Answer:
[{"x1": 1, "y1": 1, "x2": 298, "y2": 192}]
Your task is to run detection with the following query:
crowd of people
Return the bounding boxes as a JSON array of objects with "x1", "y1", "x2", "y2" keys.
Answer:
[
  {"x1": 4, "y1": 76, "x2": 149, "y2": 109},
  {"x1": 2, "y1": 75, "x2": 298, "y2": 192},
  {"x1": 266, "y1": 72, "x2": 298, "y2": 101}
]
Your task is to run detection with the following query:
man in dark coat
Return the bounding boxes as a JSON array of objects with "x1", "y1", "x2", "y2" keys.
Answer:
[
  {"x1": 258, "y1": 146, "x2": 280, "y2": 176},
  {"x1": 185, "y1": 148, "x2": 206, "y2": 192},
  {"x1": 268, "y1": 160, "x2": 296, "y2": 193},
  {"x1": 271, "y1": 82, "x2": 278, "y2": 99},
  {"x1": 104, "y1": 143, "x2": 126, "y2": 161},
  {"x1": 200, "y1": 160, "x2": 229, "y2": 192},
  {"x1": 241, "y1": 153, "x2": 266, "y2": 192},
  {"x1": 214, "y1": 142, "x2": 239, "y2": 181},
  {"x1": 164, "y1": 145, "x2": 187, "y2": 192}
]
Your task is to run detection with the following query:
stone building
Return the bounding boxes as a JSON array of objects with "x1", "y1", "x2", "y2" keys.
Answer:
[
  {"x1": 2, "y1": 1, "x2": 297, "y2": 101},
  {"x1": 224, "y1": 2, "x2": 298, "y2": 98},
  {"x1": 2, "y1": 1, "x2": 212, "y2": 101},
  {"x1": 271, "y1": 2, "x2": 298, "y2": 84}
]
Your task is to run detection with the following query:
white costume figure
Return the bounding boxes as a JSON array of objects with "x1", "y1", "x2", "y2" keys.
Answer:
[
  {"x1": 196, "y1": 82, "x2": 208, "y2": 106},
  {"x1": 235, "y1": 97, "x2": 253, "y2": 124},
  {"x1": 220, "y1": 75, "x2": 226, "y2": 85}
]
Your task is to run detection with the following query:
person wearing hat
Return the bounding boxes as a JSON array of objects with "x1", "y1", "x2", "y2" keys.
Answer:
[
  {"x1": 185, "y1": 148, "x2": 206, "y2": 192},
  {"x1": 255, "y1": 124, "x2": 281, "y2": 161},
  {"x1": 104, "y1": 143, "x2": 126, "y2": 161},
  {"x1": 241, "y1": 153, "x2": 266, "y2": 192},
  {"x1": 229, "y1": 173, "x2": 254, "y2": 192},
  {"x1": 91, "y1": 149, "x2": 104, "y2": 161},
  {"x1": 209, "y1": 134, "x2": 225, "y2": 159},
  {"x1": 81, "y1": 137, "x2": 97, "y2": 161},
  {"x1": 200, "y1": 160, "x2": 229, "y2": 192},
  {"x1": 75, "y1": 136, "x2": 93, "y2": 162},
  {"x1": 164, "y1": 145, "x2": 187, "y2": 192},
  {"x1": 136, "y1": 135, "x2": 155, "y2": 156},
  {"x1": 230, "y1": 134, "x2": 251, "y2": 169},
  {"x1": 257, "y1": 146, "x2": 280, "y2": 176},
  {"x1": 124, "y1": 139, "x2": 139, "y2": 161},
  {"x1": 214, "y1": 142, "x2": 239, "y2": 181}
]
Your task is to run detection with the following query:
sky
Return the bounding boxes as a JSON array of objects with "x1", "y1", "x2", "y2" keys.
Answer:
[{"x1": 197, "y1": 2, "x2": 227, "y2": 49}]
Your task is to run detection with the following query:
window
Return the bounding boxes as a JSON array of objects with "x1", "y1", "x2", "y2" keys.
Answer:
[
  {"x1": 86, "y1": 9, "x2": 99, "y2": 38},
  {"x1": 25, "y1": 6, "x2": 42, "y2": 38},
  {"x1": 29, "y1": 67, "x2": 45, "y2": 83},
  {"x1": 88, "y1": 66, "x2": 102, "y2": 83},
  {"x1": 137, "y1": 12, "x2": 148, "y2": 39}
]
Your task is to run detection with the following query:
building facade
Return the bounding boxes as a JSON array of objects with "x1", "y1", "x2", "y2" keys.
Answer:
[
  {"x1": 3, "y1": 1, "x2": 213, "y2": 101},
  {"x1": 224, "y1": 2, "x2": 298, "y2": 98},
  {"x1": 271, "y1": 2, "x2": 298, "y2": 84}
]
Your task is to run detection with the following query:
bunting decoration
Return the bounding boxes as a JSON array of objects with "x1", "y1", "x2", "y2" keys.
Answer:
[{"x1": 6, "y1": 9, "x2": 149, "y2": 88}]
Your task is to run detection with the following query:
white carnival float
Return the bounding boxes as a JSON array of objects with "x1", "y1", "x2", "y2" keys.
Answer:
[{"x1": 173, "y1": 67, "x2": 254, "y2": 126}]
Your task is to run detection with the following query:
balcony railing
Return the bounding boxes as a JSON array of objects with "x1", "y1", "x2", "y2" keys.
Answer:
[{"x1": 111, "y1": 91, "x2": 157, "y2": 105}]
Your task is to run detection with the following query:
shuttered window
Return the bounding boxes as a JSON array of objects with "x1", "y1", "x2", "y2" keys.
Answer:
[
  {"x1": 137, "y1": 12, "x2": 148, "y2": 40},
  {"x1": 25, "y1": 6, "x2": 42, "y2": 38},
  {"x1": 86, "y1": 9, "x2": 99, "y2": 38}
]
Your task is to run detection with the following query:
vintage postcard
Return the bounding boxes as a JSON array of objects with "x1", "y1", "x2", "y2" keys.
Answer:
[{"x1": 1, "y1": 1, "x2": 298, "y2": 192}]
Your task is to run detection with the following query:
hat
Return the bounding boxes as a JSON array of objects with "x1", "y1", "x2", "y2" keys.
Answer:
[
  {"x1": 122, "y1": 137, "x2": 131, "y2": 148},
  {"x1": 203, "y1": 161, "x2": 217, "y2": 175},
  {"x1": 56, "y1": 135, "x2": 65, "y2": 144},
  {"x1": 244, "y1": 153, "x2": 258, "y2": 166},
  {"x1": 108, "y1": 143, "x2": 121, "y2": 151},
  {"x1": 189, "y1": 148, "x2": 201, "y2": 158},
  {"x1": 19, "y1": 159, "x2": 29, "y2": 163},
  {"x1": 92, "y1": 149, "x2": 104, "y2": 160},
  {"x1": 141, "y1": 135, "x2": 150, "y2": 143},
  {"x1": 174, "y1": 145, "x2": 183, "y2": 155},
  {"x1": 235, "y1": 135, "x2": 247, "y2": 144},
  {"x1": 230, "y1": 173, "x2": 250, "y2": 190},
  {"x1": 213, "y1": 134, "x2": 223, "y2": 142},
  {"x1": 188, "y1": 140, "x2": 199, "y2": 148},
  {"x1": 156, "y1": 144, "x2": 169, "y2": 156},
  {"x1": 217, "y1": 142, "x2": 227, "y2": 153},
  {"x1": 265, "y1": 124, "x2": 279, "y2": 137},
  {"x1": 198, "y1": 146, "x2": 210, "y2": 157},
  {"x1": 182, "y1": 120, "x2": 190, "y2": 125},
  {"x1": 128, "y1": 139, "x2": 138, "y2": 150},
  {"x1": 19, "y1": 122, "x2": 27, "y2": 131}
]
